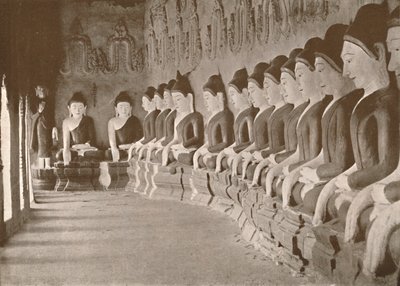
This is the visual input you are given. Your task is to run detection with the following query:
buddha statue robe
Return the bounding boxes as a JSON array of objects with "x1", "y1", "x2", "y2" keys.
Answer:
[
  {"x1": 274, "y1": 96, "x2": 332, "y2": 198},
  {"x1": 197, "y1": 109, "x2": 235, "y2": 170},
  {"x1": 105, "y1": 115, "x2": 142, "y2": 160},
  {"x1": 56, "y1": 116, "x2": 103, "y2": 161},
  {"x1": 292, "y1": 90, "x2": 363, "y2": 212},
  {"x1": 172, "y1": 111, "x2": 204, "y2": 165},
  {"x1": 274, "y1": 102, "x2": 309, "y2": 164},
  {"x1": 141, "y1": 109, "x2": 160, "y2": 145},
  {"x1": 31, "y1": 109, "x2": 54, "y2": 158},
  {"x1": 326, "y1": 87, "x2": 399, "y2": 222},
  {"x1": 246, "y1": 103, "x2": 294, "y2": 181},
  {"x1": 221, "y1": 107, "x2": 257, "y2": 170}
]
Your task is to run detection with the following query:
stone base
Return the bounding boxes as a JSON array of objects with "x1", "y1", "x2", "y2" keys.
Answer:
[
  {"x1": 99, "y1": 161, "x2": 130, "y2": 191},
  {"x1": 209, "y1": 171, "x2": 232, "y2": 201},
  {"x1": 241, "y1": 220, "x2": 257, "y2": 242},
  {"x1": 150, "y1": 164, "x2": 184, "y2": 201},
  {"x1": 126, "y1": 159, "x2": 138, "y2": 192},
  {"x1": 226, "y1": 176, "x2": 242, "y2": 205},
  {"x1": 54, "y1": 162, "x2": 99, "y2": 192},
  {"x1": 210, "y1": 196, "x2": 234, "y2": 215},
  {"x1": 191, "y1": 169, "x2": 213, "y2": 206},
  {"x1": 229, "y1": 203, "x2": 244, "y2": 221},
  {"x1": 31, "y1": 167, "x2": 56, "y2": 191},
  {"x1": 135, "y1": 160, "x2": 150, "y2": 194}
]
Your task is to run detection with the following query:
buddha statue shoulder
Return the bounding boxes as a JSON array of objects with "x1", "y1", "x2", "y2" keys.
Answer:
[
  {"x1": 57, "y1": 92, "x2": 103, "y2": 165},
  {"x1": 193, "y1": 74, "x2": 235, "y2": 170},
  {"x1": 106, "y1": 91, "x2": 142, "y2": 162}
]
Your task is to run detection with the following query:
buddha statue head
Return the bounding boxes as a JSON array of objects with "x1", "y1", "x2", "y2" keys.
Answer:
[
  {"x1": 341, "y1": 3, "x2": 389, "y2": 93},
  {"x1": 315, "y1": 24, "x2": 355, "y2": 97},
  {"x1": 35, "y1": 85, "x2": 48, "y2": 99},
  {"x1": 114, "y1": 91, "x2": 132, "y2": 118},
  {"x1": 295, "y1": 37, "x2": 324, "y2": 101},
  {"x1": 248, "y1": 62, "x2": 270, "y2": 108},
  {"x1": 228, "y1": 68, "x2": 251, "y2": 111},
  {"x1": 281, "y1": 49, "x2": 303, "y2": 105},
  {"x1": 387, "y1": 6, "x2": 400, "y2": 88},
  {"x1": 142, "y1": 86, "x2": 156, "y2": 113},
  {"x1": 164, "y1": 79, "x2": 176, "y2": 110},
  {"x1": 203, "y1": 74, "x2": 226, "y2": 115},
  {"x1": 264, "y1": 55, "x2": 289, "y2": 106},
  {"x1": 171, "y1": 71, "x2": 194, "y2": 114},
  {"x1": 155, "y1": 83, "x2": 168, "y2": 110},
  {"x1": 67, "y1": 92, "x2": 87, "y2": 118}
]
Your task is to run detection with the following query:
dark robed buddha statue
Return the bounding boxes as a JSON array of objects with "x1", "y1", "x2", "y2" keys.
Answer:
[
  {"x1": 30, "y1": 85, "x2": 58, "y2": 169},
  {"x1": 215, "y1": 68, "x2": 257, "y2": 173},
  {"x1": 231, "y1": 62, "x2": 273, "y2": 177},
  {"x1": 313, "y1": 4, "x2": 398, "y2": 233},
  {"x1": 127, "y1": 86, "x2": 160, "y2": 160},
  {"x1": 343, "y1": 5, "x2": 400, "y2": 278},
  {"x1": 106, "y1": 91, "x2": 142, "y2": 162},
  {"x1": 193, "y1": 74, "x2": 234, "y2": 170},
  {"x1": 265, "y1": 38, "x2": 332, "y2": 205},
  {"x1": 161, "y1": 71, "x2": 204, "y2": 166},
  {"x1": 56, "y1": 92, "x2": 104, "y2": 164},
  {"x1": 241, "y1": 55, "x2": 293, "y2": 182},
  {"x1": 251, "y1": 49, "x2": 309, "y2": 187},
  {"x1": 282, "y1": 24, "x2": 362, "y2": 217}
]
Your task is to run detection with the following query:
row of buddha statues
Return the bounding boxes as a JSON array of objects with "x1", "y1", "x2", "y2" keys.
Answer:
[{"x1": 30, "y1": 3, "x2": 400, "y2": 282}]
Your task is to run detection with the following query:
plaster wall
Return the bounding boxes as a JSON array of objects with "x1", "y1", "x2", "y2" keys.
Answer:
[{"x1": 55, "y1": 0, "x2": 146, "y2": 148}]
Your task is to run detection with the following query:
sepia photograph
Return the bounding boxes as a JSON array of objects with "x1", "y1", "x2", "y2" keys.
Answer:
[{"x1": 0, "y1": 0, "x2": 399, "y2": 284}]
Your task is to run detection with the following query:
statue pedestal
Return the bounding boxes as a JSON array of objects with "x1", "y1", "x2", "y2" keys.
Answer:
[
  {"x1": 209, "y1": 171, "x2": 234, "y2": 213},
  {"x1": 31, "y1": 167, "x2": 56, "y2": 191},
  {"x1": 54, "y1": 162, "x2": 98, "y2": 192},
  {"x1": 99, "y1": 161, "x2": 130, "y2": 191},
  {"x1": 150, "y1": 163, "x2": 184, "y2": 201},
  {"x1": 226, "y1": 176, "x2": 242, "y2": 205},
  {"x1": 135, "y1": 160, "x2": 150, "y2": 194},
  {"x1": 190, "y1": 169, "x2": 213, "y2": 206},
  {"x1": 126, "y1": 159, "x2": 137, "y2": 192},
  {"x1": 241, "y1": 183, "x2": 264, "y2": 227}
]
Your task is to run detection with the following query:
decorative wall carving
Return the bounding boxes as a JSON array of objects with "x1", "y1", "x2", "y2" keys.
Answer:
[
  {"x1": 228, "y1": 0, "x2": 255, "y2": 54},
  {"x1": 204, "y1": 0, "x2": 227, "y2": 60},
  {"x1": 60, "y1": 18, "x2": 144, "y2": 76},
  {"x1": 146, "y1": 0, "x2": 202, "y2": 69},
  {"x1": 60, "y1": 18, "x2": 94, "y2": 76},
  {"x1": 106, "y1": 19, "x2": 144, "y2": 73}
]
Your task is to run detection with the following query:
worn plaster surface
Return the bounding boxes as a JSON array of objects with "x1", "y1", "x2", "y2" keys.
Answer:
[{"x1": 0, "y1": 191, "x2": 324, "y2": 285}]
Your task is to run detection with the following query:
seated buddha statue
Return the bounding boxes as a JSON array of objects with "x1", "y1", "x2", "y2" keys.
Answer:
[
  {"x1": 281, "y1": 24, "x2": 363, "y2": 216},
  {"x1": 106, "y1": 91, "x2": 142, "y2": 162},
  {"x1": 30, "y1": 85, "x2": 58, "y2": 169},
  {"x1": 141, "y1": 83, "x2": 170, "y2": 160},
  {"x1": 193, "y1": 74, "x2": 234, "y2": 170},
  {"x1": 56, "y1": 92, "x2": 104, "y2": 165},
  {"x1": 240, "y1": 55, "x2": 293, "y2": 182},
  {"x1": 161, "y1": 71, "x2": 204, "y2": 166},
  {"x1": 230, "y1": 62, "x2": 273, "y2": 177},
  {"x1": 313, "y1": 4, "x2": 398, "y2": 232},
  {"x1": 215, "y1": 68, "x2": 257, "y2": 173},
  {"x1": 342, "y1": 6, "x2": 400, "y2": 277},
  {"x1": 251, "y1": 49, "x2": 308, "y2": 187},
  {"x1": 265, "y1": 38, "x2": 332, "y2": 205},
  {"x1": 127, "y1": 86, "x2": 160, "y2": 161}
]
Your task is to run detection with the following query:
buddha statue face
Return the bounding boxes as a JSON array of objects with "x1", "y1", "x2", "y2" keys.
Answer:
[
  {"x1": 115, "y1": 101, "x2": 131, "y2": 118},
  {"x1": 163, "y1": 90, "x2": 174, "y2": 109},
  {"x1": 315, "y1": 57, "x2": 346, "y2": 96},
  {"x1": 280, "y1": 72, "x2": 300, "y2": 104},
  {"x1": 68, "y1": 101, "x2": 86, "y2": 118},
  {"x1": 387, "y1": 26, "x2": 400, "y2": 88},
  {"x1": 295, "y1": 62, "x2": 319, "y2": 100},
  {"x1": 248, "y1": 81, "x2": 267, "y2": 108},
  {"x1": 228, "y1": 86, "x2": 250, "y2": 110},
  {"x1": 154, "y1": 94, "x2": 164, "y2": 110},
  {"x1": 38, "y1": 101, "x2": 46, "y2": 113},
  {"x1": 263, "y1": 76, "x2": 282, "y2": 106},
  {"x1": 341, "y1": 41, "x2": 388, "y2": 90},
  {"x1": 171, "y1": 91, "x2": 193, "y2": 114},
  {"x1": 203, "y1": 90, "x2": 223, "y2": 114},
  {"x1": 141, "y1": 97, "x2": 154, "y2": 112}
]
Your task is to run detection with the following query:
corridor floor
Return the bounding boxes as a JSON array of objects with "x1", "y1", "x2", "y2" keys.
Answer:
[{"x1": 0, "y1": 191, "x2": 320, "y2": 285}]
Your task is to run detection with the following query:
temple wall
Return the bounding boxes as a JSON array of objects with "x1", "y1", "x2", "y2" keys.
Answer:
[
  {"x1": 55, "y1": 0, "x2": 147, "y2": 148},
  {"x1": 143, "y1": 0, "x2": 373, "y2": 117}
]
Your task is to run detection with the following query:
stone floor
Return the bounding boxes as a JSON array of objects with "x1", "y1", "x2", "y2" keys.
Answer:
[{"x1": 0, "y1": 191, "x2": 325, "y2": 285}]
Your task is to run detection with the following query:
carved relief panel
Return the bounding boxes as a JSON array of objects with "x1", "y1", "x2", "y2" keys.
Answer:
[
  {"x1": 60, "y1": 18, "x2": 144, "y2": 76},
  {"x1": 205, "y1": 0, "x2": 227, "y2": 60},
  {"x1": 228, "y1": 0, "x2": 255, "y2": 54}
]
